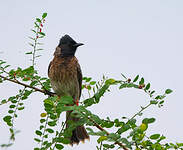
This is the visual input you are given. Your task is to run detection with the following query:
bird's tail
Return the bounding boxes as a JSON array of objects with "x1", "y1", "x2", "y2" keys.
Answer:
[{"x1": 66, "y1": 111, "x2": 89, "y2": 145}]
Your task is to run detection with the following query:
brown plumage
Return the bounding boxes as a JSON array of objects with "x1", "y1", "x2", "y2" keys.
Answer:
[{"x1": 48, "y1": 35, "x2": 89, "y2": 145}]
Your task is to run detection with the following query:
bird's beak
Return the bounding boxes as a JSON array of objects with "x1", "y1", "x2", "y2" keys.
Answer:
[{"x1": 73, "y1": 43, "x2": 84, "y2": 47}]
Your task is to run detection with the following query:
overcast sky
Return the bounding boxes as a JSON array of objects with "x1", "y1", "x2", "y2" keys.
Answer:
[{"x1": 0, "y1": 0, "x2": 183, "y2": 150}]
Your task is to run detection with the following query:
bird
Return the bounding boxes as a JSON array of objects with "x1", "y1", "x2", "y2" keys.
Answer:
[{"x1": 48, "y1": 34, "x2": 89, "y2": 145}]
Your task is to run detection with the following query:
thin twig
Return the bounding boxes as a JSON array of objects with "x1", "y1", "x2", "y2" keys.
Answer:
[
  {"x1": 40, "y1": 115, "x2": 49, "y2": 148},
  {"x1": 126, "y1": 103, "x2": 152, "y2": 124}
]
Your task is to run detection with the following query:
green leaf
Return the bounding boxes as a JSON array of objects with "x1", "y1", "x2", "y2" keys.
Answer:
[
  {"x1": 30, "y1": 81, "x2": 38, "y2": 86},
  {"x1": 119, "y1": 83, "x2": 127, "y2": 89},
  {"x1": 150, "y1": 100, "x2": 158, "y2": 105},
  {"x1": 31, "y1": 29, "x2": 36, "y2": 33},
  {"x1": 1, "y1": 99, "x2": 6, "y2": 104},
  {"x1": 46, "y1": 128, "x2": 54, "y2": 133},
  {"x1": 108, "y1": 133, "x2": 120, "y2": 140},
  {"x1": 140, "y1": 123, "x2": 148, "y2": 131},
  {"x1": 128, "y1": 119, "x2": 136, "y2": 126},
  {"x1": 34, "y1": 138, "x2": 41, "y2": 142},
  {"x1": 103, "y1": 144, "x2": 115, "y2": 149},
  {"x1": 90, "y1": 81, "x2": 96, "y2": 85},
  {"x1": 145, "y1": 83, "x2": 150, "y2": 90},
  {"x1": 25, "y1": 52, "x2": 32, "y2": 55},
  {"x1": 36, "y1": 18, "x2": 41, "y2": 23},
  {"x1": 4, "y1": 65, "x2": 10, "y2": 69},
  {"x1": 159, "y1": 100, "x2": 164, "y2": 105},
  {"x1": 8, "y1": 110, "x2": 14, "y2": 114},
  {"x1": 150, "y1": 134, "x2": 160, "y2": 140},
  {"x1": 142, "y1": 118, "x2": 155, "y2": 124},
  {"x1": 155, "y1": 95, "x2": 161, "y2": 99},
  {"x1": 133, "y1": 75, "x2": 139, "y2": 82},
  {"x1": 44, "y1": 99, "x2": 54, "y2": 108},
  {"x1": 55, "y1": 144, "x2": 64, "y2": 149},
  {"x1": 60, "y1": 96, "x2": 73, "y2": 105},
  {"x1": 56, "y1": 137, "x2": 70, "y2": 144},
  {"x1": 117, "y1": 124, "x2": 130, "y2": 134},
  {"x1": 40, "y1": 125, "x2": 44, "y2": 130},
  {"x1": 40, "y1": 119, "x2": 46, "y2": 123},
  {"x1": 148, "y1": 118, "x2": 156, "y2": 124},
  {"x1": 105, "y1": 78, "x2": 116, "y2": 84},
  {"x1": 18, "y1": 107, "x2": 24, "y2": 110},
  {"x1": 35, "y1": 130, "x2": 42, "y2": 136},
  {"x1": 83, "y1": 98, "x2": 95, "y2": 107},
  {"x1": 48, "y1": 121, "x2": 56, "y2": 126},
  {"x1": 38, "y1": 32, "x2": 45, "y2": 36},
  {"x1": 97, "y1": 136, "x2": 107, "y2": 143},
  {"x1": 3, "y1": 115, "x2": 12, "y2": 122},
  {"x1": 165, "y1": 89, "x2": 173, "y2": 94},
  {"x1": 42, "y1": 13, "x2": 47, "y2": 18},
  {"x1": 139, "y1": 77, "x2": 144, "y2": 85}
]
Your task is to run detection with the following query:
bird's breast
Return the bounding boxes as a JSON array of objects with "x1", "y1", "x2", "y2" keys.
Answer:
[{"x1": 48, "y1": 56, "x2": 79, "y2": 99}]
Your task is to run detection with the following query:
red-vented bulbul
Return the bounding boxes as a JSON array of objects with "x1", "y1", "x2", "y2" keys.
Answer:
[{"x1": 48, "y1": 35, "x2": 89, "y2": 145}]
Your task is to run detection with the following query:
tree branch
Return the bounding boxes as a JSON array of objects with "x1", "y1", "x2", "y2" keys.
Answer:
[
  {"x1": 0, "y1": 74, "x2": 55, "y2": 96},
  {"x1": 81, "y1": 112, "x2": 128, "y2": 150}
]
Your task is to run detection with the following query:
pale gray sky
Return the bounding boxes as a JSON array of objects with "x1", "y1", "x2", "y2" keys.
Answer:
[{"x1": 0, "y1": 0, "x2": 183, "y2": 150}]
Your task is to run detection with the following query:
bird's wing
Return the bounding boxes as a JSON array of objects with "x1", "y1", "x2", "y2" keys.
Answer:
[
  {"x1": 48, "y1": 61, "x2": 52, "y2": 76},
  {"x1": 77, "y1": 63, "x2": 82, "y2": 99}
]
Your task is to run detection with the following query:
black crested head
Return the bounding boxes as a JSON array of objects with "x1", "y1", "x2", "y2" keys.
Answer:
[{"x1": 57, "y1": 35, "x2": 84, "y2": 57}]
